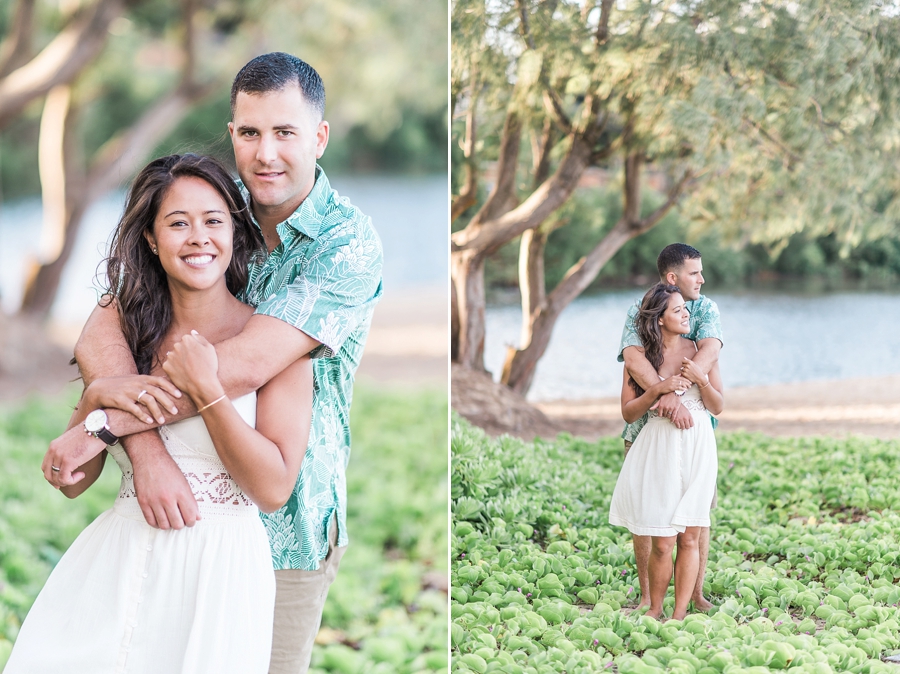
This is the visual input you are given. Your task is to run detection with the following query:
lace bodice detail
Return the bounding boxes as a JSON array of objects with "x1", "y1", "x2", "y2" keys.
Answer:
[
  {"x1": 109, "y1": 393, "x2": 259, "y2": 520},
  {"x1": 648, "y1": 383, "x2": 707, "y2": 419}
]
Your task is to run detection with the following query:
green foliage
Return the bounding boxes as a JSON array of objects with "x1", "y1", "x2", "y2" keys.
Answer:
[
  {"x1": 485, "y1": 187, "x2": 900, "y2": 294},
  {"x1": 0, "y1": 0, "x2": 448, "y2": 201},
  {"x1": 455, "y1": 0, "x2": 900, "y2": 291},
  {"x1": 311, "y1": 384, "x2": 448, "y2": 674},
  {"x1": 0, "y1": 385, "x2": 448, "y2": 673},
  {"x1": 451, "y1": 416, "x2": 900, "y2": 672}
]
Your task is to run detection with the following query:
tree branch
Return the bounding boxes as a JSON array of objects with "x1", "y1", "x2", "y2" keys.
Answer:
[
  {"x1": 451, "y1": 77, "x2": 479, "y2": 222},
  {"x1": 0, "y1": 0, "x2": 125, "y2": 129},
  {"x1": 595, "y1": 0, "x2": 614, "y2": 45},
  {"x1": 469, "y1": 109, "x2": 522, "y2": 226},
  {"x1": 453, "y1": 132, "x2": 593, "y2": 256},
  {"x1": 0, "y1": 0, "x2": 36, "y2": 79}
]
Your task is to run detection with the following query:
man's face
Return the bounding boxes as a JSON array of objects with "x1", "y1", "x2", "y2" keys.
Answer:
[
  {"x1": 228, "y1": 83, "x2": 329, "y2": 223},
  {"x1": 666, "y1": 258, "x2": 704, "y2": 301}
]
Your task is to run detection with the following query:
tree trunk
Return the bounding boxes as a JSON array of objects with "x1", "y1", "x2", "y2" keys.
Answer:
[
  {"x1": 451, "y1": 248, "x2": 487, "y2": 371},
  {"x1": 19, "y1": 0, "x2": 221, "y2": 317},
  {"x1": 451, "y1": 133, "x2": 594, "y2": 369},
  {"x1": 500, "y1": 162, "x2": 694, "y2": 394},
  {"x1": 499, "y1": 226, "x2": 548, "y2": 392},
  {"x1": 502, "y1": 220, "x2": 634, "y2": 394}
]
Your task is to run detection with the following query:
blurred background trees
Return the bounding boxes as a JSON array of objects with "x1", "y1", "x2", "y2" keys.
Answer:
[
  {"x1": 451, "y1": 0, "x2": 900, "y2": 395},
  {"x1": 0, "y1": 0, "x2": 448, "y2": 316}
]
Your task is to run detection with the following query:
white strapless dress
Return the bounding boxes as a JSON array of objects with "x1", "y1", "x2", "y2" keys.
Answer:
[
  {"x1": 5, "y1": 394, "x2": 275, "y2": 674},
  {"x1": 609, "y1": 384, "x2": 718, "y2": 536}
]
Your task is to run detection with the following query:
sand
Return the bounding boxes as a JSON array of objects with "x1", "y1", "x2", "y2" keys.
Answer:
[
  {"x1": 0, "y1": 286, "x2": 448, "y2": 403},
  {"x1": 535, "y1": 375, "x2": 900, "y2": 440}
]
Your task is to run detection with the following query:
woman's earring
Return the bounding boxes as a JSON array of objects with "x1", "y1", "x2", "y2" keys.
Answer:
[{"x1": 151, "y1": 246, "x2": 158, "y2": 255}]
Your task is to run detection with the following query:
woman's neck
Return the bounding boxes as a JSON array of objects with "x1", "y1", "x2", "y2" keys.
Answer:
[
  {"x1": 166, "y1": 281, "x2": 250, "y2": 344},
  {"x1": 660, "y1": 329, "x2": 685, "y2": 353}
]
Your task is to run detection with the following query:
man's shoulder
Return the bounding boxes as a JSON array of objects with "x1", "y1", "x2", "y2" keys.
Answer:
[
  {"x1": 315, "y1": 183, "x2": 380, "y2": 249},
  {"x1": 690, "y1": 294, "x2": 719, "y2": 312}
]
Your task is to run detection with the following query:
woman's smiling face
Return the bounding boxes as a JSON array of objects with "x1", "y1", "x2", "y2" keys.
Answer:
[
  {"x1": 660, "y1": 292, "x2": 691, "y2": 335},
  {"x1": 145, "y1": 176, "x2": 234, "y2": 293}
]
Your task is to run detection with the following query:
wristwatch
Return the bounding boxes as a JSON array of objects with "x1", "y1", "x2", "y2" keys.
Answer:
[{"x1": 84, "y1": 409, "x2": 119, "y2": 446}]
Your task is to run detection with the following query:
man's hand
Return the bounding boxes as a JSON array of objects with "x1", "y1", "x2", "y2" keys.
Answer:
[
  {"x1": 651, "y1": 392, "x2": 694, "y2": 429},
  {"x1": 43, "y1": 425, "x2": 106, "y2": 487},
  {"x1": 128, "y1": 432, "x2": 200, "y2": 530}
]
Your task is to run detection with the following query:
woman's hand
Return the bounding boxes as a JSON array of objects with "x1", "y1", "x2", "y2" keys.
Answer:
[
  {"x1": 162, "y1": 331, "x2": 224, "y2": 407},
  {"x1": 84, "y1": 375, "x2": 182, "y2": 425},
  {"x1": 656, "y1": 374, "x2": 692, "y2": 395},
  {"x1": 679, "y1": 358, "x2": 709, "y2": 387}
]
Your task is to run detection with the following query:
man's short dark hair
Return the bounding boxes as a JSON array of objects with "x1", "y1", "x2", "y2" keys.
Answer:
[
  {"x1": 230, "y1": 52, "x2": 325, "y2": 119},
  {"x1": 657, "y1": 243, "x2": 701, "y2": 278}
]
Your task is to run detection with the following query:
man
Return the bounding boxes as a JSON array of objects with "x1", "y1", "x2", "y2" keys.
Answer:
[
  {"x1": 618, "y1": 242, "x2": 722, "y2": 612},
  {"x1": 43, "y1": 52, "x2": 382, "y2": 673}
]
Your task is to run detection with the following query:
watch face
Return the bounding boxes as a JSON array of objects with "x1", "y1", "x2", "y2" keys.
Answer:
[{"x1": 84, "y1": 409, "x2": 109, "y2": 433}]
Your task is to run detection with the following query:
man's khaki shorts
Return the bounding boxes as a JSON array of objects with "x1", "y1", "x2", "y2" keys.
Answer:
[
  {"x1": 269, "y1": 518, "x2": 346, "y2": 674},
  {"x1": 623, "y1": 439, "x2": 718, "y2": 510}
]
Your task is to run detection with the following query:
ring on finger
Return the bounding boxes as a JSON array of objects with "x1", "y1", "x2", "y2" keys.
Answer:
[
  {"x1": 51, "y1": 465, "x2": 61, "y2": 472},
  {"x1": 137, "y1": 389, "x2": 148, "y2": 403}
]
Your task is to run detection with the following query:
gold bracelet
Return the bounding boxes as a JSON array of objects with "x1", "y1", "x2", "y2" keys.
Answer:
[
  {"x1": 197, "y1": 393, "x2": 227, "y2": 413},
  {"x1": 698, "y1": 379, "x2": 710, "y2": 390}
]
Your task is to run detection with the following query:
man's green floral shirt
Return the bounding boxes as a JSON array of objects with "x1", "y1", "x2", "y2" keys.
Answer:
[
  {"x1": 239, "y1": 167, "x2": 383, "y2": 570},
  {"x1": 617, "y1": 295, "x2": 722, "y2": 443}
]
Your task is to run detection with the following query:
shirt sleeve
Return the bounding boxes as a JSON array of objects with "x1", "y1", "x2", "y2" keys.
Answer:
[
  {"x1": 616, "y1": 302, "x2": 642, "y2": 363},
  {"x1": 254, "y1": 217, "x2": 384, "y2": 358},
  {"x1": 689, "y1": 297, "x2": 724, "y2": 346}
]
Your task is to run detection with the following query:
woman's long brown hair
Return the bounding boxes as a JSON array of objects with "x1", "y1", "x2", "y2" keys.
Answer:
[
  {"x1": 100, "y1": 154, "x2": 264, "y2": 375},
  {"x1": 629, "y1": 283, "x2": 683, "y2": 396}
]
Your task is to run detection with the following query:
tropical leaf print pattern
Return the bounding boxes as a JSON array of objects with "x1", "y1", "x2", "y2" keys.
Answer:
[{"x1": 239, "y1": 168, "x2": 383, "y2": 570}]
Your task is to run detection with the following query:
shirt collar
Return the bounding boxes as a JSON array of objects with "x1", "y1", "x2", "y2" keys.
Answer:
[{"x1": 238, "y1": 165, "x2": 331, "y2": 241}]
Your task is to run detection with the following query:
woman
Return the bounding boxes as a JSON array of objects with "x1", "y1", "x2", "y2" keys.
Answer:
[
  {"x1": 5, "y1": 154, "x2": 312, "y2": 673},
  {"x1": 608, "y1": 283, "x2": 724, "y2": 620}
]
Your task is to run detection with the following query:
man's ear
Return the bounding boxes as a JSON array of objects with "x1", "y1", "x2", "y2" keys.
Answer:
[
  {"x1": 664, "y1": 270, "x2": 678, "y2": 286},
  {"x1": 315, "y1": 120, "x2": 330, "y2": 159}
]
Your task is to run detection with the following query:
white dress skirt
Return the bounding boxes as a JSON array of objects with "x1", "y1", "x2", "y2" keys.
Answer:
[
  {"x1": 5, "y1": 394, "x2": 275, "y2": 674},
  {"x1": 608, "y1": 385, "x2": 718, "y2": 536}
]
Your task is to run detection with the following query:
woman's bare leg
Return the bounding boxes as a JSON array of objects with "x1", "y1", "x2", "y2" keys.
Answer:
[
  {"x1": 673, "y1": 527, "x2": 701, "y2": 620},
  {"x1": 633, "y1": 534, "x2": 652, "y2": 609},
  {"x1": 647, "y1": 536, "x2": 676, "y2": 619}
]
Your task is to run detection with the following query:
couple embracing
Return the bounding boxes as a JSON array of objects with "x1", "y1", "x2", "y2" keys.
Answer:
[
  {"x1": 609, "y1": 243, "x2": 724, "y2": 621},
  {"x1": 6, "y1": 53, "x2": 382, "y2": 673}
]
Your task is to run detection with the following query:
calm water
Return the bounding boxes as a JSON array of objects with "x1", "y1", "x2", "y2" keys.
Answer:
[
  {"x1": 0, "y1": 174, "x2": 448, "y2": 325},
  {"x1": 485, "y1": 290, "x2": 900, "y2": 401}
]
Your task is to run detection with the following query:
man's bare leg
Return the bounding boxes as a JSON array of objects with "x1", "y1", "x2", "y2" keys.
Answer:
[
  {"x1": 634, "y1": 534, "x2": 652, "y2": 609},
  {"x1": 691, "y1": 526, "x2": 713, "y2": 611}
]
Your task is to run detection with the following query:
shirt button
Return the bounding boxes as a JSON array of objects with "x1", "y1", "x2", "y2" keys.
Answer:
[{"x1": 146, "y1": 545, "x2": 152, "y2": 551}]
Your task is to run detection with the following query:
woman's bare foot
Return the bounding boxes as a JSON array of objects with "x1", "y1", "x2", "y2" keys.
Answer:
[
  {"x1": 691, "y1": 595, "x2": 713, "y2": 612},
  {"x1": 645, "y1": 608, "x2": 664, "y2": 620},
  {"x1": 672, "y1": 608, "x2": 688, "y2": 621},
  {"x1": 636, "y1": 598, "x2": 651, "y2": 611}
]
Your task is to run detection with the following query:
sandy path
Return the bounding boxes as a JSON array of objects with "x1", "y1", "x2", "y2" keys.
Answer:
[
  {"x1": 0, "y1": 287, "x2": 448, "y2": 402},
  {"x1": 535, "y1": 375, "x2": 900, "y2": 440}
]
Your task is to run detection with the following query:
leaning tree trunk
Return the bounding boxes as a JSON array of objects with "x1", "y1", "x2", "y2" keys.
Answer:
[
  {"x1": 500, "y1": 226, "x2": 548, "y2": 392},
  {"x1": 500, "y1": 157, "x2": 695, "y2": 394},
  {"x1": 19, "y1": 0, "x2": 221, "y2": 317},
  {"x1": 451, "y1": 131, "x2": 596, "y2": 370},
  {"x1": 501, "y1": 221, "x2": 636, "y2": 394}
]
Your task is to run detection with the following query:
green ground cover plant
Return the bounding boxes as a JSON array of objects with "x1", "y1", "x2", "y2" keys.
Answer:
[
  {"x1": 0, "y1": 385, "x2": 448, "y2": 674},
  {"x1": 451, "y1": 417, "x2": 900, "y2": 673}
]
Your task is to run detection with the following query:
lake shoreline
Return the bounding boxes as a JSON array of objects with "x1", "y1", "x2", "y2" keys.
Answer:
[{"x1": 533, "y1": 374, "x2": 900, "y2": 440}]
